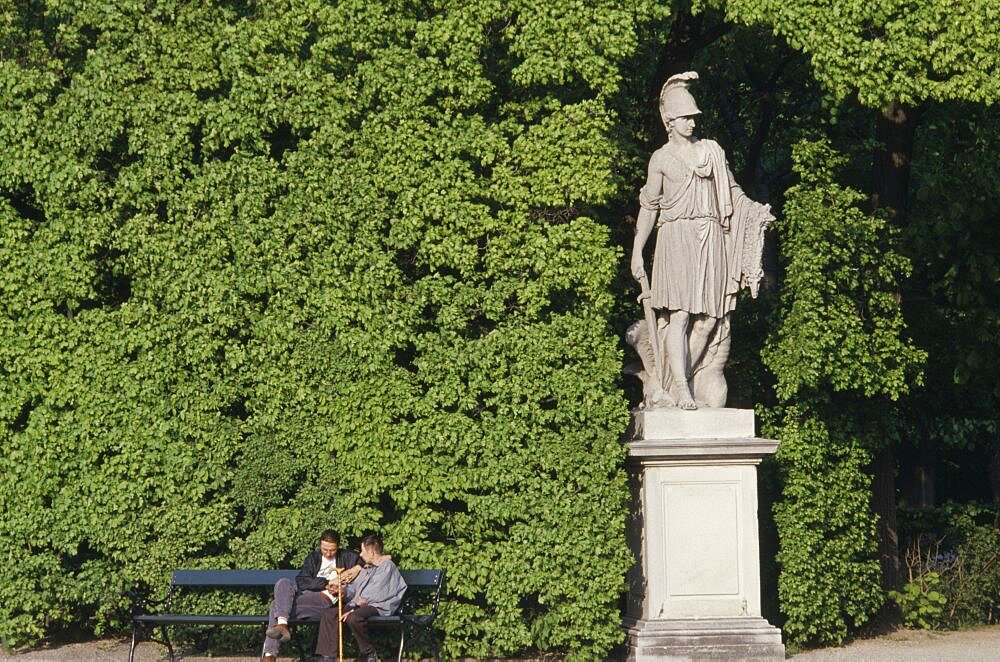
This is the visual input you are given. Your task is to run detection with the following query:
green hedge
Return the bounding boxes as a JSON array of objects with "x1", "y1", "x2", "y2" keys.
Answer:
[
  {"x1": 0, "y1": 1, "x2": 671, "y2": 657},
  {"x1": 762, "y1": 139, "x2": 925, "y2": 645}
]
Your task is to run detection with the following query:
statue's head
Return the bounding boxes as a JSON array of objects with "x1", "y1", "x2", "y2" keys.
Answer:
[{"x1": 659, "y1": 71, "x2": 701, "y2": 129}]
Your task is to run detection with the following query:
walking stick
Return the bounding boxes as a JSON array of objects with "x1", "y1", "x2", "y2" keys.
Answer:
[{"x1": 337, "y1": 570, "x2": 343, "y2": 662}]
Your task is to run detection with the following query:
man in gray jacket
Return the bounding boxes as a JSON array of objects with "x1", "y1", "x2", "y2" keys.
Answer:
[{"x1": 315, "y1": 532, "x2": 407, "y2": 662}]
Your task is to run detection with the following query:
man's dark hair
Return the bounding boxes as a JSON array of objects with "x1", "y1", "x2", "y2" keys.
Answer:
[
  {"x1": 319, "y1": 530, "x2": 341, "y2": 545},
  {"x1": 360, "y1": 532, "x2": 383, "y2": 554}
]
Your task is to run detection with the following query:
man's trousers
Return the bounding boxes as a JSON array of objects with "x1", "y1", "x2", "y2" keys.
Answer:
[
  {"x1": 261, "y1": 577, "x2": 334, "y2": 657},
  {"x1": 315, "y1": 604, "x2": 379, "y2": 658}
]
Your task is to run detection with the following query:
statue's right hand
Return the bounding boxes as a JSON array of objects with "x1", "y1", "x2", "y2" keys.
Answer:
[{"x1": 630, "y1": 256, "x2": 646, "y2": 283}]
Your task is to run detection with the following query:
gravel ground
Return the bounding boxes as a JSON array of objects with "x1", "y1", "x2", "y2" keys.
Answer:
[
  {"x1": 786, "y1": 625, "x2": 1000, "y2": 661},
  {"x1": 3, "y1": 626, "x2": 1000, "y2": 661}
]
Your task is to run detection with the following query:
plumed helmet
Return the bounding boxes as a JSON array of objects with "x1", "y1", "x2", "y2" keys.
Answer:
[{"x1": 659, "y1": 71, "x2": 701, "y2": 122}]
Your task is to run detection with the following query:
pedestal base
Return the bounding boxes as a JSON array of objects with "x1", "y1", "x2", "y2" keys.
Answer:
[{"x1": 624, "y1": 617, "x2": 784, "y2": 661}]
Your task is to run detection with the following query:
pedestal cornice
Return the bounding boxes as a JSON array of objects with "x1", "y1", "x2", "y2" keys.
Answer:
[{"x1": 627, "y1": 437, "x2": 779, "y2": 464}]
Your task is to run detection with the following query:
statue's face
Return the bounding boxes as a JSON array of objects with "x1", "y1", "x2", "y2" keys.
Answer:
[{"x1": 671, "y1": 115, "x2": 697, "y2": 139}]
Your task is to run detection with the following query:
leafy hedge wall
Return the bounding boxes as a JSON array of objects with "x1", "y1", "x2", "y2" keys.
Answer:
[
  {"x1": 762, "y1": 140, "x2": 925, "y2": 645},
  {"x1": 0, "y1": 1, "x2": 667, "y2": 657}
]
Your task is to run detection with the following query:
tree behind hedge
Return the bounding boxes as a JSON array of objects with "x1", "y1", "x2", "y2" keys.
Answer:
[
  {"x1": 712, "y1": 0, "x2": 998, "y2": 644},
  {"x1": 0, "y1": 1, "x2": 672, "y2": 657}
]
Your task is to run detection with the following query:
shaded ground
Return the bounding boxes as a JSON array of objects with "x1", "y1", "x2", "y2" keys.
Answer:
[
  {"x1": 3, "y1": 625, "x2": 1000, "y2": 661},
  {"x1": 3, "y1": 639, "x2": 308, "y2": 662}
]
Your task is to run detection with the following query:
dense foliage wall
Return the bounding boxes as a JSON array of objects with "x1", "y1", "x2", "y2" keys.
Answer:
[
  {"x1": 0, "y1": 1, "x2": 670, "y2": 657},
  {"x1": 762, "y1": 140, "x2": 924, "y2": 644},
  {"x1": 4, "y1": 0, "x2": 999, "y2": 656}
]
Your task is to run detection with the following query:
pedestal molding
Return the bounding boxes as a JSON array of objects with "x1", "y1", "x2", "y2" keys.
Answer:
[
  {"x1": 627, "y1": 438, "x2": 780, "y2": 463},
  {"x1": 624, "y1": 616, "x2": 784, "y2": 661}
]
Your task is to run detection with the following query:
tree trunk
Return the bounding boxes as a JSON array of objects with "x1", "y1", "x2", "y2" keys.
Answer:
[
  {"x1": 645, "y1": 10, "x2": 729, "y2": 141},
  {"x1": 870, "y1": 102, "x2": 921, "y2": 593},
  {"x1": 912, "y1": 438, "x2": 936, "y2": 507},
  {"x1": 873, "y1": 102, "x2": 921, "y2": 226},
  {"x1": 874, "y1": 446, "x2": 900, "y2": 591},
  {"x1": 901, "y1": 425, "x2": 936, "y2": 508},
  {"x1": 989, "y1": 431, "x2": 1000, "y2": 507}
]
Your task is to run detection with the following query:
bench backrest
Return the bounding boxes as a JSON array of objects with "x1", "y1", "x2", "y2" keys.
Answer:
[
  {"x1": 397, "y1": 569, "x2": 446, "y2": 618},
  {"x1": 169, "y1": 568, "x2": 445, "y2": 616},
  {"x1": 398, "y1": 569, "x2": 443, "y2": 588},
  {"x1": 171, "y1": 569, "x2": 442, "y2": 588},
  {"x1": 171, "y1": 569, "x2": 298, "y2": 587}
]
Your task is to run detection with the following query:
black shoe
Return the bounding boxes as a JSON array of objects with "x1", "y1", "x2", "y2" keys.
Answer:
[
  {"x1": 361, "y1": 651, "x2": 379, "y2": 662},
  {"x1": 316, "y1": 657, "x2": 335, "y2": 662}
]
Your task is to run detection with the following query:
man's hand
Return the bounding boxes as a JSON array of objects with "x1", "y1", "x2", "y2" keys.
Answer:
[
  {"x1": 340, "y1": 609, "x2": 352, "y2": 622},
  {"x1": 325, "y1": 580, "x2": 341, "y2": 593},
  {"x1": 340, "y1": 565, "x2": 362, "y2": 584},
  {"x1": 355, "y1": 597, "x2": 368, "y2": 607}
]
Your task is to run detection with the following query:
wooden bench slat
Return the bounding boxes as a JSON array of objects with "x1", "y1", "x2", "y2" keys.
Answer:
[{"x1": 398, "y1": 569, "x2": 443, "y2": 585}]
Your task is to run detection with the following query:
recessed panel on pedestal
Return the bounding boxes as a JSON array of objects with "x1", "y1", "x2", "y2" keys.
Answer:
[
  {"x1": 646, "y1": 465, "x2": 749, "y2": 618},
  {"x1": 664, "y1": 480, "x2": 740, "y2": 596}
]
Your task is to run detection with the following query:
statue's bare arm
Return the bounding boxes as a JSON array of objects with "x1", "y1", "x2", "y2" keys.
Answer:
[{"x1": 631, "y1": 152, "x2": 665, "y2": 283}]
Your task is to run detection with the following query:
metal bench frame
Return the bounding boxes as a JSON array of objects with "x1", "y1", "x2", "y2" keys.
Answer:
[{"x1": 129, "y1": 568, "x2": 445, "y2": 662}]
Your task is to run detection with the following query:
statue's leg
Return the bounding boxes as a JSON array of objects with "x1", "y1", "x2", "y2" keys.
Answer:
[
  {"x1": 687, "y1": 315, "x2": 719, "y2": 370},
  {"x1": 665, "y1": 310, "x2": 696, "y2": 410},
  {"x1": 691, "y1": 316, "x2": 731, "y2": 408},
  {"x1": 652, "y1": 312, "x2": 673, "y2": 406}
]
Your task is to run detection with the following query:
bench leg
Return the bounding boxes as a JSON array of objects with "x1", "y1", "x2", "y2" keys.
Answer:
[
  {"x1": 161, "y1": 624, "x2": 174, "y2": 662},
  {"x1": 290, "y1": 624, "x2": 306, "y2": 662},
  {"x1": 396, "y1": 623, "x2": 405, "y2": 662},
  {"x1": 128, "y1": 622, "x2": 139, "y2": 662}
]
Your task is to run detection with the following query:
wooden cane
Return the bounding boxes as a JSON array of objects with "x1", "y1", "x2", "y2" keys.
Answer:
[{"x1": 337, "y1": 570, "x2": 343, "y2": 662}]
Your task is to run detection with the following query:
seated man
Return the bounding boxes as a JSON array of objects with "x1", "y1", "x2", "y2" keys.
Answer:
[
  {"x1": 315, "y1": 532, "x2": 407, "y2": 662},
  {"x1": 261, "y1": 529, "x2": 362, "y2": 662}
]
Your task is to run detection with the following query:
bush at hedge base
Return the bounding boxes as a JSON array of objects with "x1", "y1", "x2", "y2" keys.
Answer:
[
  {"x1": 762, "y1": 140, "x2": 924, "y2": 646},
  {"x1": 897, "y1": 503, "x2": 1000, "y2": 630}
]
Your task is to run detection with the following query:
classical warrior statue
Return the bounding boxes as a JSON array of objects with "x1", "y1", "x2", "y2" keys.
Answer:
[{"x1": 627, "y1": 72, "x2": 774, "y2": 410}]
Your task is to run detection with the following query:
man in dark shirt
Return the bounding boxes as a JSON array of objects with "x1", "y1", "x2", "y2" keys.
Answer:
[{"x1": 261, "y1": 530, "x2": 362, "y2": 662}]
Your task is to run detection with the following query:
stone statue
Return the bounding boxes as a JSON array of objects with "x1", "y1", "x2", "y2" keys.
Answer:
[{"x1": 627, "y1": 72, "x2": 774, "y2": 410}]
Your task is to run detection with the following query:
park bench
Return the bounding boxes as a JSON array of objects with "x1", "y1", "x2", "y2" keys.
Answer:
[{"x1": 129, "y1": 568, "x2": 445, "y2": 662}]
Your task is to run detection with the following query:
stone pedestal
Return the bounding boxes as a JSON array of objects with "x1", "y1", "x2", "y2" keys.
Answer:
[{"x1": 623, "y1": 408, "x2": 784, "y2": 661}]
